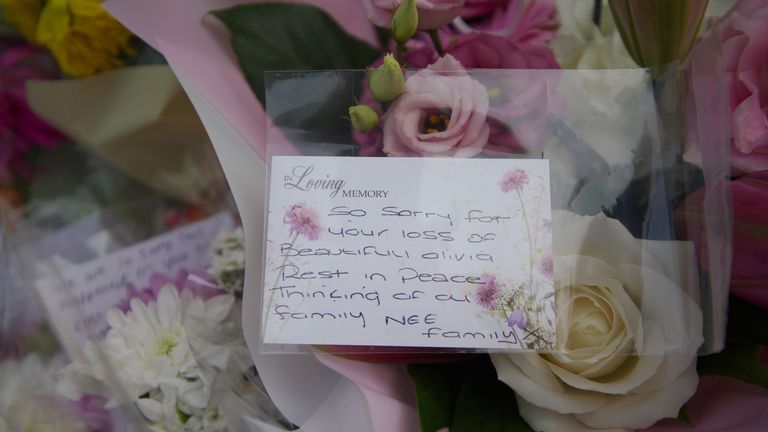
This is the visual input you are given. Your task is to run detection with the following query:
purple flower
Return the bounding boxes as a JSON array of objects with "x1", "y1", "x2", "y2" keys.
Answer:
[
  {"x1": 500, "y1": 169, "x2": 528, "y2": 192},
  {"x1": 507, "y1": 309, "x2": 526, "y2": 330},
  {"x1": 68, "y1": 396, "x2": 126, "y2": 431},
  {"x1": 539, "y1": 252, "x2": 553, "y2": 280},
  {"x1": 115, "y1": 269, "x2": 223, "y2": 312},
  {"x1": 284, "y1": 203, "x2": 322, "y2": 241},
  {"x1": 475, "y1": 273, "x2": 501, "y2": 309}
]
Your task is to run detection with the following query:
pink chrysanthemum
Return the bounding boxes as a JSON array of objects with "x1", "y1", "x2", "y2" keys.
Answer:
[
  {"x1": 475, "y1": 273, "x2": 501, "y2": 309},
  {"x1": 284, "y1": 203, "x2": 322, "y2": 241},
  {"x1": 539, "y1": 252, "x2": 553, "y2": 280},
  {"x1": 500, "y1": 169, "x2": 529, "y2": 192}
]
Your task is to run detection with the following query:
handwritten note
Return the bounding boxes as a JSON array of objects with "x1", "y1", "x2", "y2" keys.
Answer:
[
  {"x1": 34, "y1": 213, "x2": 234, "y2": 359},
  {"x1": 263, "y1": 157, "x2": 555, "y2": 350}
]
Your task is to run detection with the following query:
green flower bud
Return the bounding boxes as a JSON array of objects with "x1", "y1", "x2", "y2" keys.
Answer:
[
  {"x1": 369, "y1": 54, "x2": 404, "y2": 102},
  {"x1": 392, "y1": 0, "x2": 419, "y2": 43},
  {"x1": 349, "y1": 105, "x2": 379, "y2": 133}
]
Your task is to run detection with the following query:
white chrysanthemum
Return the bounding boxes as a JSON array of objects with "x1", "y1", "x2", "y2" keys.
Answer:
[
  {"x1": 210, "y1": 228, "x2": 245, "y2": 293},
  {"x1": 58, "y1": 285, "x2": 235, "y2": 431},
  {"x1": 0, "y1": 354, "x2": 87, "y2": 432}
]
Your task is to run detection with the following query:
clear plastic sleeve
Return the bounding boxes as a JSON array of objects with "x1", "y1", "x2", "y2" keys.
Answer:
[
  {"x1": 2, "y1": 177, "x2": 254, "y2": 430},
  {"x1": 257, "y1": 63, "x2": 730, "y2": 358}
]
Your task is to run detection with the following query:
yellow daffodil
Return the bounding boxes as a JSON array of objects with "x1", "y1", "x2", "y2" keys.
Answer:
[
  {"x1": 35, "y1": 0, "x2": 135, "y2": 76},
  {"x1": 0, "y1": 0, "x2": 44, "y2": 42}
]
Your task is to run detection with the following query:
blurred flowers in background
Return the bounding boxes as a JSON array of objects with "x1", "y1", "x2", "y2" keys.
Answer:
[
  {"x1": 551, "y1": 0, "x2": 637, "y2": 68},
  {"x1": 0, "y1": 43, "x2": 65, "y2": 185},
  {"x1": 1, "y1": 0, "x2": 136, "y2": 76},
  {"x1": 703, "y1": 0, "x2": 768, "y2": 174}
]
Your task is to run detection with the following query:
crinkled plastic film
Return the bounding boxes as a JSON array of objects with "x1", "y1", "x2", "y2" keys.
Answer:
[{"x1": 257, "y1": 62, "x2": 730, "y2": 359}]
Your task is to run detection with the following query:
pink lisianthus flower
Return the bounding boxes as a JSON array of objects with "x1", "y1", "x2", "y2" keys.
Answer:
[
  {"x1": 382, "y1": 54, "x2": 490, "y2": 157},
  {"x1": 677, "y1": 170, "x2": 768, "y2": 309},
  {"x1": 443, "y1": 33, "x2": 560, "y2": 156},
  {"x1": 362, "y1": 0, "x2": 465, "y2": 30},
  {"x1": 0, "y1": 44, "x2": 66, "y2": 183},
  {"x1": 455, "y1": 0, "x2": 559, "y2": 45},
  {"x1": 686, "y1": 0, "x2": 768, "y2": 174},
  {"x1": 446, "y1": 32, "x2": 558, "y2": 69},
  {"x1": 285, "y1": 203, "x2": 323, "y2": 240}
]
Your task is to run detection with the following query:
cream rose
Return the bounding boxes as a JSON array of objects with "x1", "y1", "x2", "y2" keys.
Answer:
[{"x1": 491, "y1": 211, "x2": 703, "y2": 431}]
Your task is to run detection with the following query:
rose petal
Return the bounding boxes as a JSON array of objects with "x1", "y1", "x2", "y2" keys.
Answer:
[
  {"x1": 575, "y1": 365, "x2": 699, "y2": 430},
  {"x1": 491, "y1": 354, "x2": 606, "y2": 414},
  {"x1": 516, "y1": 396, "x2": 627, "y2": 432},
  {"x1": 546, "y1": 322, "x2": 665, "y2": 395}
]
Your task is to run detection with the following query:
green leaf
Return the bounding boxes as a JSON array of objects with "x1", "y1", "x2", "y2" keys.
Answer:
[
  {"x1": 451, "y1": 361, "x2": 532, "y2": 432},
  {"x1": 212, "y1": 3, "x2": 380, "y2": 105},
  {"x1": 408, "y1": 362, "x2": 468, "y2": 432},
  {"x1": 677, "y1": 405, "x2": 692, "y2": 427},
  {"x1": 698, "y1": 341, "x2": 768, "y2": 390},
  {"x1": 409, "y1": 359, "x2": 533, "y2": 432},
  {"x1": 726, "y1": 296, "x2": 768, "y2": 346}
]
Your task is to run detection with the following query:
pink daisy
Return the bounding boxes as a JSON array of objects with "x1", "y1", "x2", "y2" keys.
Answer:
[
  {"x1": 475, "y1": 273, "x2": 501, "y2": 309},
  {"x1": 284, "y1": 203, "x2": 322, "y2": 241},
  {"x1": 500, "y1": 169, "x2": 529, "y2": 192}
]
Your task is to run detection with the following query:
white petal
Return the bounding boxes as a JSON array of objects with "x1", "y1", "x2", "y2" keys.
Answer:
[
  {"x1": 137, "y1": 398, "x2": 163, "y2": 422},
  {"x1": 516, "y1": 396, "x2": 627, "y2": 432},
  {"x1": 618, "y1": 263, "x2": 703, "y2": 354},
  {"x1": 546, "y1": 322, "x2": 664, "y2": 394},
  {"x1": 203, "y1": 294, "x2": 235, "y2": 323},
  {"x1": 575, "y1": 364, "x2": 699, "y2": 430},
  {"x1": 491, "y1": 354, "x2": 605, "y2": 414},
  {"x1": 156, "y1": 285, "x2": 180, "y2": 328}
]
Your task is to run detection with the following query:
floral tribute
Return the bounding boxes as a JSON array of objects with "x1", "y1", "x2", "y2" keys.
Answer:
[{"x1": 54, "y1": 229, "x2": 252, "y2": 431}]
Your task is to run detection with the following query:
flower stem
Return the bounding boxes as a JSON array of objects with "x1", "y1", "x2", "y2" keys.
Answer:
[
  {"x1": 428, "y1": 29, "x2": 445, "y2": 55},
  {"x1": 516, "y1": 188, "x2": 537, "y2": 324},
  {"x1": 263, "y1": 232, "x2": 298, "y2": 339},
  {"x1": 395, "y1": 42, "x2": 406, "y2": 64}
]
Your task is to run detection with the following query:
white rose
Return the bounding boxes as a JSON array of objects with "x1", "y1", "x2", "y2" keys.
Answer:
[
  {"x1": 551, "y1": 0, "x2": 637, "y2": 69},
  {"x1": 491, "y1": 211, "x2": 703, "y2": 431}
]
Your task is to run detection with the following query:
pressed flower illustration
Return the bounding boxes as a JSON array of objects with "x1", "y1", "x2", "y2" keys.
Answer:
[
  {"x1": 507, "y1": 309, "x2": 526, "y2": 330},
  {"x1": 284, "y1": 203, "x2": 322, "y2": 241},
  {"x1": 475, "y1": 273, "x2": 501, "y2": 309},
  {"x1": 500, "y1": 168, "x2": 529, "y2": 192},
  {"x1": 538, "y1": 251, "x2": 553, "y2": 280}
]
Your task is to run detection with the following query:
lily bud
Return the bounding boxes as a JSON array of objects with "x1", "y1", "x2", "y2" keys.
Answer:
[
  {"x1": 608, "y1": 0, "x2": 709, "y2": 67},
  {"x1": 349, "y1": 105, "x2": 379, "y2": 133},
  {"x1": 369, "y1": 54, "x2": 404, "y2": 102},
  {"x1": 392, "y1": 0, "x2": 419, "y2": 43}
]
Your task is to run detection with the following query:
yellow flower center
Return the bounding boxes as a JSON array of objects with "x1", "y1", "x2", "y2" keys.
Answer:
[{"x1": 156, "y1": 335, "x2": 178, "y2": 357}]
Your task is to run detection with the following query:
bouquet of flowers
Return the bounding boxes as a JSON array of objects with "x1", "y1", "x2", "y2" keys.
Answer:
[{"x1": 3, "y1": 0, "x2": 767, "y2": 431}]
